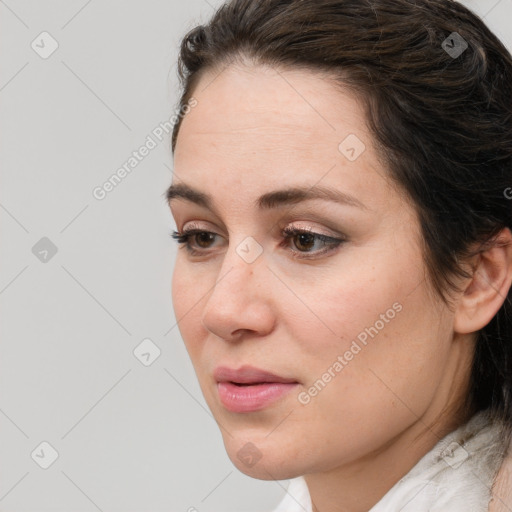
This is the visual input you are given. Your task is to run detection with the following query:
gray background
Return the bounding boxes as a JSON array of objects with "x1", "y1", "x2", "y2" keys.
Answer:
[{"x1": 1, "y1": 1, "x2": 511, "y2": 511}]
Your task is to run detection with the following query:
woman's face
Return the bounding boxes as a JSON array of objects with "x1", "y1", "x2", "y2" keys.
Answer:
[{"x1": 169, "y1": 63, "x2": 469, "y2": 480}]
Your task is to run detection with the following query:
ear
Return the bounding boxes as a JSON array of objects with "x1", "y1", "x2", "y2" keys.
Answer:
[{"x1": 453, "y1": 228, "x2": 512, "y2": 334}]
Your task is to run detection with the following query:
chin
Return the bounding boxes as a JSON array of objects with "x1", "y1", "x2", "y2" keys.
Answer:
[{"x1": 220, "y1": 430, "x2": 305, "y2": 481}]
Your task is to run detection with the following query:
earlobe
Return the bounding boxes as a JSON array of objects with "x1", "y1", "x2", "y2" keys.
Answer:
[{"x1": 453, "y1": 228, "x2": 512, "y2": 335}]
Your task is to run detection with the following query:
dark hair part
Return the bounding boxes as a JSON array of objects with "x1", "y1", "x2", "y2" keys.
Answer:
[{"x1": 171, "y1": 0, "x2": 512, "y2": 432}]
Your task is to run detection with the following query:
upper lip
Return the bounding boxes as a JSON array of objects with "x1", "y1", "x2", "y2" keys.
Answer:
[{"x1": 214, "y1": 365, "x2": 298, "y2": 384}]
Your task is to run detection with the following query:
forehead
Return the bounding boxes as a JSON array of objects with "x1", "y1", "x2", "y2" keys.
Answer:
[
  {"x1": 172, "y1": 63, "x2": 393, "y2": 213},
  {"x1": 176, "y1": 63, "x2": 369, "y2": 153}
]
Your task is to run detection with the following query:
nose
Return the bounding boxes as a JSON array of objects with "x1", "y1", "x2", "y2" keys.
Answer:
[{"x1": 200, "y1": 245, "x2": 276, "y2": 342}]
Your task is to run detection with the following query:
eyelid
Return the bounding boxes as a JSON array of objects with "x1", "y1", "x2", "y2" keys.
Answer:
[
  {"x1": 180, "y1": 220, "x2": 223, "y2": 236},
  {"x1": 181, "y1": 221, "x2": 207, "y2": 232},
  {"x1": 172, "y1": 221, "x2": 346, "y2": 260},
  {"x1": 281, "y1": 221, "x2": 341, "y2": 239},
  {"x1": 180, "y1": 220, "x2": 341, "y2": 239},
  {"x1": 281, "y1": 225, "x2": 345, "y2": 257}
]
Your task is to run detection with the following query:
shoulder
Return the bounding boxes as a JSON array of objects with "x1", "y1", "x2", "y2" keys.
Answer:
[
  {"x1": 489, "y1": 443, "x2": 512, "y2": 512},
  {"x1": 271, "y1": 477, "x2": 312, "y2": 512}
]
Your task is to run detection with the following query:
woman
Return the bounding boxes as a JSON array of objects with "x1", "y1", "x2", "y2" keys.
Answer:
[{"x1": 165, "y1": 0, "x2": 512, "y2": 510}]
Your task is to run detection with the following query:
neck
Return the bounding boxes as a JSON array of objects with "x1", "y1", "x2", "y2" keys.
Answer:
[
  {"x1": 305, "y1": 339, "x2": 474, "y2": 512},
  {"x1": 306, "y1": 412, "x2": 463, "y2": 512}
]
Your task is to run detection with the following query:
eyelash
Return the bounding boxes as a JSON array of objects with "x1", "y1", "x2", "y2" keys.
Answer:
[{"x1": 170, "y1": 225, "x2": 345, "y2": 259}]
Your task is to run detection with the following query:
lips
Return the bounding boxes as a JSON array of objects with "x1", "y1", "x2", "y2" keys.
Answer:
[
  {"x1": 214, "y1": 365, "x2": 299, "y2": 413},
  {"x1": 213, "y1": 365, "x2": 298, "y2": 385}
]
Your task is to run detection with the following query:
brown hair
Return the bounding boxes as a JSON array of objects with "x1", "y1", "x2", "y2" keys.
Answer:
[{"x1": 170, "y1": 0, "x2": 512, "y2": 429}]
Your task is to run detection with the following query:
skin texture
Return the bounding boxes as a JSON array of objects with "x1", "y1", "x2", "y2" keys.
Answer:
[{"x1": 169, "y1": 63, "x2": 512, "y2": 512}]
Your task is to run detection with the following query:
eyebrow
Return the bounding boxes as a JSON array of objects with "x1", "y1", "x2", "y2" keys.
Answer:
[{"x1": 166, "y1": 182, "x2": 368, "y2": 212}]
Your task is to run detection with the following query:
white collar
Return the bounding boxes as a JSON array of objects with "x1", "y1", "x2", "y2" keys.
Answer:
[{"x1": 272, "y1": 411, "x2": 507, "y2": 512}]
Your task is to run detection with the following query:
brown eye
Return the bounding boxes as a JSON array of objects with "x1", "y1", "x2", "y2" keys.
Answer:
[
  {"x1": 170, "y1": 229, "x2": 221, "y2": 255},
  {"x1": 293, "y1": 232, "x2": 316, "y2": 251},
  {"x1": 281, "y1": 226, "x2": 345, "y2": 259},
  {"x1": 195, "y1": 232, "x2": 216, "y2": 248}
]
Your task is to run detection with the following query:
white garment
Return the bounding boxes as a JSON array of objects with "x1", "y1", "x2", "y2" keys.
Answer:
[{"x1": 272, "y1": 411, "x2": 507, "y2": 512}]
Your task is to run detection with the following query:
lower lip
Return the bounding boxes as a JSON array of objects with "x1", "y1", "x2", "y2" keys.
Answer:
[{"x1": 217, "y1": 381, "x2": 298, "y2": 413}]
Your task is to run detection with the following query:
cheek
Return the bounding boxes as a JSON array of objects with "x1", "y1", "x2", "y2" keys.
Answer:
[
  {"x1": 283, "y1": 254, "x2": 407, "y2": 362},
  {"x1": 171, "y1": 257, "x2": 209, "y2": 357},
  {"x1": 287, "y1": 250, "x2": 448, "y2": 399},
  {"x1": 290, "y1": 274, "x2": 451, "y2": 466}
]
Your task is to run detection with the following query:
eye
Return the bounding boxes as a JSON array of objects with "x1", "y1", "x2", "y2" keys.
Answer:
[
  {"x1": 170, "y1": 225, "x2": 345, "y2": 259},
  {"x1": 170, "y1": 228, "x2": 220, "y2": 255},
  {"x1": 280, "y1": 226, "x2": 345, "y2": 259}
]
